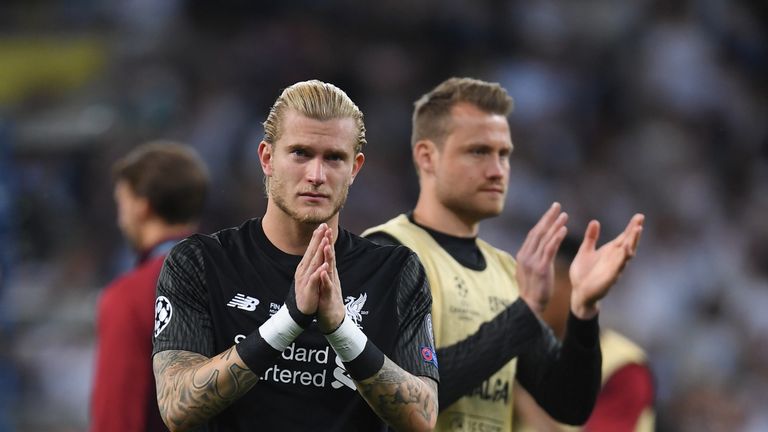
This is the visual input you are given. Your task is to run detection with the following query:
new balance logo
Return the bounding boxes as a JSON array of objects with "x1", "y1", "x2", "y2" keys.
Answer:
[{"x1": 227, "y1": 294, "x2": 259, "y2": 311}]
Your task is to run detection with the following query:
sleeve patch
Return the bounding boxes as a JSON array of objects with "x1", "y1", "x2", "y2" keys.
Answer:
[
  {"x1": 420, "y1": 346, "x2": 438, "y2": 368},
  {"x1": 154, "y1": 295, "x2": 173, "y2": 337}
]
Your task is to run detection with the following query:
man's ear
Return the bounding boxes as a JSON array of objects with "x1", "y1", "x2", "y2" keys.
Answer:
[
  {"x1": 413, "y1": 139, "x2": 438, "y2": 175},
  {"x1": 258, "y1": 141, "x2": 273, "y2": 177},
  {"x1": 350, "y1": 152, "x2": 365, "y2": 185},
  {"x1": 135, "y1": 195, "x2": 152, "y2": 222}
]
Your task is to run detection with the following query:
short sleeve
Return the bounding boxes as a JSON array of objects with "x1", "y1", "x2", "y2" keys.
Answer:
[
  {"x1": 393, "y1": 251, "x2": 439, "y2": 383},
  {"x1": 152, "y1": 238, "x2": 215, "y2": 357}
]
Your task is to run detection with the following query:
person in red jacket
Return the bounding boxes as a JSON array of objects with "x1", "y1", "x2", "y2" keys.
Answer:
[{"x1": 90, "y1": 142, "x2": 209, "y2": 432}]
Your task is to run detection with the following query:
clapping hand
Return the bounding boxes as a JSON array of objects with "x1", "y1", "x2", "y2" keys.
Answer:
[
  {"x1": 516, "y1": 203, "x2": 569, "y2": 315},
  {"x1": 569, "y1": 214, "x2": 645, "y2": 319}
]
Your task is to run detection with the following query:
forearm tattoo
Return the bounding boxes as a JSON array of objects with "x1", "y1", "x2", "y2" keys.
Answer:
[
  {"x1": 153, "y1": 347, "x2": 259, "y2": 430},
  {"x1": 357, "y1": 357, "x2": 438, "y2": 431}
]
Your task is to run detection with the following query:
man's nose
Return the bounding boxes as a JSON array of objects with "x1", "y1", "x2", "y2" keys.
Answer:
[
  {"x1": 486, "y1": 155, "x2": 506, "y2": 179},
  {"x1": 307, "y1": 157, "x2": 326, "y2": 185}
]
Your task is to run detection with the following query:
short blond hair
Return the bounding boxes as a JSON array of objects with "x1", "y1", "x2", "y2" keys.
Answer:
[
  {"x1": 263, "y1": 80, "x2": 367, "y2": 153},
  {"x1": 412, "y1": 77, "x2": 513, "y2": 148}
]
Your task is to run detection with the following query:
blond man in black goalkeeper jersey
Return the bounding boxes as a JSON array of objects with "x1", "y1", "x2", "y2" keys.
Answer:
[
  {"x1": 364, "y1": 77, "x2": 644, "y2": 431},
  {"x1": 152, "y1": 80, "x2": 438, "y2": 432}
]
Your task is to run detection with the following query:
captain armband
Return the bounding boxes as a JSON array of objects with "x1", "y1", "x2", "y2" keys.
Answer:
[{"x1": 324, "y1": 315, "x2": 385, "y2": 381}]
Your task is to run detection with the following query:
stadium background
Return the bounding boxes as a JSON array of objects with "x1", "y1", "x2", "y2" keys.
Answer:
[{"x1": 0, "y1": 1, "x2": 766, "y2": 430}]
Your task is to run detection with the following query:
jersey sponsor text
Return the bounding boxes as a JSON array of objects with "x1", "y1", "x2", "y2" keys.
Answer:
[{"x1": 469, "y1": 377, "x2": 510, "y2": 404}]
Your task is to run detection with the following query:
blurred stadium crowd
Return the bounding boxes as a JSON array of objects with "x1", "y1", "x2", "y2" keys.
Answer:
[{"x1": 0, "y1": 1, "x2": 766, "y2": 430}]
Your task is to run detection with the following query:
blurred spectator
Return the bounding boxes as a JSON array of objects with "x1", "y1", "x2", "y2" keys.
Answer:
[
  {"x1": 0, "y1": 118, "x2": 18, "y2": 432},
  {"x1": 91, "y1": 142, "x2": 208, "y2": 432}
]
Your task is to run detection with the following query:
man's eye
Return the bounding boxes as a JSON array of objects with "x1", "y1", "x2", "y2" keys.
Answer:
[{"x1": 292, "y1": 149, "x2": 308, "y2": 157}]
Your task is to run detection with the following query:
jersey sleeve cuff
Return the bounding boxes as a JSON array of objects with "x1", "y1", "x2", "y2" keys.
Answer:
[{"x1": 565, "y1": 311, "x2": 600, "y2": 349}]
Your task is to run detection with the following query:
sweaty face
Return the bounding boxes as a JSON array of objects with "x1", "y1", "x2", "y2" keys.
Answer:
[
  {"x1": 434, "y1": 102, "x2": 512, "y2": 223},
  {"x1": 264, "y1": 110, "x2": 363, "y2": 225}
]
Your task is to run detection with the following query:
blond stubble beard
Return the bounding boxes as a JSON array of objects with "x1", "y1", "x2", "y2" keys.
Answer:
[{"x1": 268, "y1": 174, "x2": 350, "y2": 225}]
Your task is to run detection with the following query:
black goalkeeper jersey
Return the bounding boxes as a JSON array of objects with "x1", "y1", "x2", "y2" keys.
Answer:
[{"x1": 152, "y1": 218, "x2": 438, "y2": 431}]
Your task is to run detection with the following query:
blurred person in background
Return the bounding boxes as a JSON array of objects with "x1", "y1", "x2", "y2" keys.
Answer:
[
  {"x1": 91, "y1": 142, "x2": 209, "y2": 432},
  {"x1": 514, "y1": 235, "x2": 655, "y2": 432},
  {"x1": 151, "y1": 80, "x2": 438, "y2": 431},
  {"x1": 364, "y1": 77, "x2": 644, "y2": 431}
]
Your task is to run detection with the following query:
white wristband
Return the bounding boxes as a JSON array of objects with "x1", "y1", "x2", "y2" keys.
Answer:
[
  {"x1": 258, "y1": 305, "x2": 304, "y2": 352},
  {"x1": 325, "y1": 316, "x2": 368, "y2": 362}
]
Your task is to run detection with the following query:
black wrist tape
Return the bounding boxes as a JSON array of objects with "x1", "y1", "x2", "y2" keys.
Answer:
[
  {"x1": 323, "y1": 317, "x2": 345, "y2": 335},
  {"x1": 235, "y1": 331, "x2": 282, "y2": 374},
  {"x1": 343, "y1": 339, "x2": 386, "y2": 381},
  {"x1": 285, "y1": 281, "x2": 314, "y2": 328}
]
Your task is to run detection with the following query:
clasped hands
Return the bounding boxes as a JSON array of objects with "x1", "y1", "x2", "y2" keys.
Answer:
[{"x1": 293, "y1": 224, "x2": 346, "y2": 333}]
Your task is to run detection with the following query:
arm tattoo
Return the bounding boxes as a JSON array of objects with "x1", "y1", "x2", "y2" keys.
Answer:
[
  {"x1": 153, "y1": 347, "x2": 259, "y2": 431},
  {"x1": 357, "y1": 357, "x2": 438, "y2": 431}
]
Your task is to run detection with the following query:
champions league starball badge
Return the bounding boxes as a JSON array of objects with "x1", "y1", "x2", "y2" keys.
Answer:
[{"x1": 154, "y1": 296, "x2": 173, "y2": 337}]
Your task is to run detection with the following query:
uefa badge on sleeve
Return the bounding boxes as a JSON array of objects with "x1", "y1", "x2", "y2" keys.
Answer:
[
  {"x1": 154, "y1": 296, "x2": 173, "y2": 337},
  {"x1": 420, "y1": 346, "x2": 438, "y2": 368}
]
